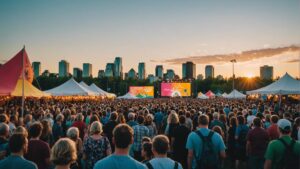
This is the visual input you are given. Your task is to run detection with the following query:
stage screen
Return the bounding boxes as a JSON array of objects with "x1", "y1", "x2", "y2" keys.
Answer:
[
  {"x1": 129, "y1": 86, "x2": 154, "y2": 98},
  {"x1": 161, "y1": 83, "x2": 191, "y2": 97}
]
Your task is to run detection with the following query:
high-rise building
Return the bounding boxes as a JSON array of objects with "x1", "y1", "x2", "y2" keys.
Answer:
[
  {"x1": 183, "y1": 61, "x2": 196, "y2": 79},
  {"x1": 138, "y1": 62, "x2": 146, "y2": 80},
  {"x1": 147, "y1": 74, "x2": 158, "y2": 83},
  {"x1": 205, "y1": 65, "x2": 214, "y2": 79},
  {"x1": 105, "y1": 63, "x2": 115, "y2": 77},
  {"x1": 83, "y1": 63, "x2": 92, "y2": 77},
  {"x1": 182, "y1": 63, "x2": 186, "y2": 79},
  {"x1": 32, "y1": 62, "x2": 41, "y2": 78},
  {"x1": 155, "y1": 65, "x2": 163, "y2": 79},
  {"x1": 114, "y1": 57, "x2": 123, "y2": 79},
  {"x1": 98, "y1": 70, "x2": 105, "y2": 78},
  {"x1": 59, "y1": 60, "x2": 70, "y2": 77},
  {"x1": 260, "y1": 65, "x2": 273, "y2": 80},
  {"x1": 166, "y1": 69, "x2": 175, "y2": 80},
  {"x1": 128, "y1": 68, "x2": 137, "y2": 79},
  {"x1": 216, "y1": 75, "x2": 224, "y2": 80},
  {"x1": 73, "y1": 68, "x2": 82, "y2": 78}
]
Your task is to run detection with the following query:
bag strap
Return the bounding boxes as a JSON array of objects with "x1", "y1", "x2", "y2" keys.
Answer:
[
  {"x1": 174, "y1": 161, "x2": 178, "y2": 169},
  {"x1": 146, "y1": 162, "x2": 154, "y2": 169}
]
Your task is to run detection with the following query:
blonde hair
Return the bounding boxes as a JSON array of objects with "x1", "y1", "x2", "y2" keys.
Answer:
[
  {"x1": 14, "y1": 126, "x2": 28, "y2": 138},
  {"x1": 67, "y1": 127, "x2": 79, "y2": 140},
  {"x1": 89, "y1": 121, "x2": 102, "y2": 135},
  {"x1": 51, "y1": 138, "x2": 77, "y2": 165},
  {"x1": 167, "y1": 111, "x2": 179, "y2": 124}
]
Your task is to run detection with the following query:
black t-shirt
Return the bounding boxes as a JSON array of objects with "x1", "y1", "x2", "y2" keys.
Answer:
[
  {"x1": 173, "y1": 125, "x2": 190, "y2": 152},
  {"x1": 103, "y1": 120, "x2": 118, "y2": 144}
]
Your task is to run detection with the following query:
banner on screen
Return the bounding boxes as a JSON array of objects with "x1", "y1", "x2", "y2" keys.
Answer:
[
  {"x1": 161, "y1": 83, "x2": 191, "y2": 97},
  {"x1": 129, "y1": 86, "x2": 154, "y2": 98}
]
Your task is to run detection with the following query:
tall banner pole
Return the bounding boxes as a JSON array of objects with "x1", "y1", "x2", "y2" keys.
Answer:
[{"x1": 21, "y1": 46, "x2": 25, "y2": 118}]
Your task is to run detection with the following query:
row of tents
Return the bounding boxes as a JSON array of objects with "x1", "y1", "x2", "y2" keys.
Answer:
[{"x1": 1, "y1": 48, "x2": 300, "y2": 99}]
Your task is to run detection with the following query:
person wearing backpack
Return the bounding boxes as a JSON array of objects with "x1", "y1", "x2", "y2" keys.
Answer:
[
  {"x1": 264, "y1": 119, "x2": 300, "y2": 169},
  {"x1": 145, "y1": 135, "x2": 183, "y2": 169},
  {"x1": 235, "y1": 115, "x2": 249, "y2": 169},
  {"x1": 186, "y1": 114, "x2": 226, "y2": 169}
]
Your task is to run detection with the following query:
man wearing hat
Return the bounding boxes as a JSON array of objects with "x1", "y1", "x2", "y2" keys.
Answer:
[{"x1": 264, "y1": 119, "x2": 300, "y2": 169}]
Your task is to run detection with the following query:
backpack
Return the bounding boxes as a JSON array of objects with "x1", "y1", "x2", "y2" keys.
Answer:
[
  {"x1": 146, "y1": 161, "x2": 178, "y2": 169},
  {"x1": 278, "y1": 138, "x2": 300, "y2": 169},
  {"x1": 195, "y1": 130, "x2": 219, "y2": 169},
  {"x1": 237, "y1": 126, "x2": 248, "y2": 147}
]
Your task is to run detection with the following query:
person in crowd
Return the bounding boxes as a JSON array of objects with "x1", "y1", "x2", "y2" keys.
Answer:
[
  {"x1": 103, "y1": 111, "x2": 119, "y2": 150},
  {"x1": 52, "y1": 113, "x2": 64, "y2": 142},
  {"x1": 154, "y1": 109, "x2": 164, "y2": 133},
  {"x1": 227, "y1": 116, "x2": 237, "y2": 169},
  {"x1": 8, "y1": 115, "x2": 17, "y2": 134},
  {"x1": 141, "y1": 142, "x2": 153, "y2": 163},
  {"x1": 83, "y1": 121, "x2": 111, "y2": 169},
  {"x1": 223, "y1": 104, "x2": 230, "y2": 117},
  {"x1": 264, "y1": 119, "x2": 300, "y2": 169},
  {"x1": 246, "y1": 117, "x2": 269, "y2": 169},
  {"x1": 0, "y1": 123, "x2": 9, "y2": 160},
  {"x1": 185, "y1": 112, "x2": 193, "y2": 131},
  {"x1": 14, "y1": 126, "x2": 29, "y2": 138},
  {"x1": 127, "y1": 112, "x2": 138, "y2": 127},
  {"x1": 291, "y1": 117, "x2": 300, "y2": 141},
  {"x1": 267, "y1": 115, "x2": 280, "y2": 140},
  {"x1": 132, "y1": 115, "x2": 149, "y2": 161},
  {"x1": 67, "y1": 127, "x2": 83, "y2": 168},
  {"x1": 212, "y1": 126, "x2": 225, "y2": 140},
  {"x1": 165, "y1": 111, "x2": 179, "y2": 141},
  {"x1": 72, "y1": 113, "x2": 86, "y2": 141},
  {"x1": 235, "y1": 115, "x2": 249, "y2": 169},
  {"x1": 209, "y1": 112, "x2": 226, "y2": 134},
  {"x1": 172, "y1": 115, "x2": 190, "y2": 169},
  {"x1": 117, "y1": 113, "x2": 126, "y2": 124},
  {"x1": 0, "y1": 133, "x2": 38, "y2": 169},
  {"x1": 25, "y1": 122, "x2": 51, "y2": 169},
  {"x1": 186, "y1": 114, "x2": 226, "y2": 169},
  {"x1": 145, "y1": 114, "x2": 157, "y2": 138},
  {"x1": 40, "y1": 119, "x2": 53, "y2": 146},
  {"x1": 264, "y1": 114, "x2": 271, "y2": 129},
  {"x1": 93, "y1": 124, "x2": 146, "y2": 169},
  {"x1": 146, "y1": 135, "x2": 183, "y2": 169},
  {"x1": 50, "y1": 138, "x2": 77, "y2": 169}
]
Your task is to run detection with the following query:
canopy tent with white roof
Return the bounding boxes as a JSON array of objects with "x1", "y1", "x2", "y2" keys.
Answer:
[
  {"x1": 247, "y1": 73, "x2": 300, "y2": 95},
  {"x1": 89, "y1": 83, "x2": 116, "y2": 97},
  {"x1": 222, "y1": 92, "x2": 228, "y2": 97},
  {"x1": 197, "y1": 92, "x2": 209, "y2": 99},
  {"x1": 225, "y1": 89, "x2": 246, "y2": 99},
  {"x1": 79, "y1": 81, "x2": 99, "y2": 96},
  {"x1": 45, "y1": 78, "x2": 97, "y2": 96},
  {"x1": 117, "y1": 92, "x2": 138, "y2": 99}
]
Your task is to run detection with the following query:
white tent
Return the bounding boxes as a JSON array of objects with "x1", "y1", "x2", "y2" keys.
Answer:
[
  {"x1": 247, "y1": 73, "x2": 300, "y2": 95},
  {"x1": 225, "y1": 89, "x2": 246, "y2": 99},
  {"x1": 222, "y1": 92, "x2": 228, "y2": 97},
  {"x1": 197, "y1": 92, "x2": 209, "y2": 99},
  {"x1": 79, "y1": 81, "x2": 99, "y2": 96},
  {"x1": 117, "y1": 92, "x2": 138, "y2": 99},
  {"x1": 89, "y1": 83, "x2": 116, "y2": 97},
  {"x1": 45, "y1": 78, "x2": 97, "y2": 96}
]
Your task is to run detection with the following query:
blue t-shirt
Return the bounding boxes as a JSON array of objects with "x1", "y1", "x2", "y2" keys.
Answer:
[
  {"x1": 186, "y1": 128, "x2": 226, "y2": 169},
  {"x1": 235, "y1": 124, "x2": 249, "y2": 147},
  {"x1": 0, "y1": 155, "x2": 37, "y2": 169},
  {"x1": 154, "y1": 112, "x2": 163, "y2": 124},
  {"x1": 223, "y1": 107, "x2": 230, "y2": 116},
  {"x1": 93, "y1": 154, "x2": 146, "y2": 169},
  {"x1": 148, "y1": 157, "x2": 183, "y2": 169}
]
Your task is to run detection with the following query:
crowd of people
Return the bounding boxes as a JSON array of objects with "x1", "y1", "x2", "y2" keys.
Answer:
[{"x1": 0, "y1": 97, "x2": 299, "y2": 169}]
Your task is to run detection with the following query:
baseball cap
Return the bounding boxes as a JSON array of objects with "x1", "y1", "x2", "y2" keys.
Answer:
[{"x1": 277, "y1": 119, "x2": 292, "y2": 131}]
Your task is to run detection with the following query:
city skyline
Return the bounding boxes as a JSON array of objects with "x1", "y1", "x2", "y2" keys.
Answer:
[{"x1": 0, "y1": 0, "x2": 300, "y2": 78}]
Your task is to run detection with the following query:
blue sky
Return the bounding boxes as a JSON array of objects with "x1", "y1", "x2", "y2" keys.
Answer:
[{"x1": 0, "y1": 0, "x2": 299, "y2": 78}]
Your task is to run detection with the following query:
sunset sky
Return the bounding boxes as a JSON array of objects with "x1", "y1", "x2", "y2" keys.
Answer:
[{"x1": 0, "y1": 0, "x2": 299, "y2": 78}]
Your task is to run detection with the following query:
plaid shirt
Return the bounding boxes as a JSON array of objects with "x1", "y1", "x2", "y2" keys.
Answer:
[{"x1": 132, "y1": 124, "x2": 149, "y2": 151}]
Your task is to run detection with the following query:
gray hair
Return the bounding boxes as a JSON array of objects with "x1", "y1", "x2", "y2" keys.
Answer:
[
  {"x1": 67, "y1": 127, "x2": 79, "y2": 140},
  {"x1": 0, "y1": 123, "x2": 9, "y2": 136},
  {"x1": 90, "y1": 121, "x2": 102, "y2": 135}
]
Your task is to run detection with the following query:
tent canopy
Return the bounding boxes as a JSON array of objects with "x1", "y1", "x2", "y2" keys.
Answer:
[
  {"x1": 222, "y1": 92, "x2": 228, "y2": 97},
  {"x1": 0, "y1": 48, "x2": 34, "y2": 95},
  {"x1": 45, "y1": 78, "x2": 97, "y2": 96},
  {"x1": 117, "y1": 92, "x2": 138, "y2": 99},
  {"x1": 205, "y1": 90, "x2": 215, "y2": 98},
  {"x1": 197, "y1": 92, "x2": 208, "y2": 99},
  {"x1": 225, "y1": 89, "x2": 246, "y2": 99},
  {"x1": 247, "y1": 73, "x2": 300, "y2": 95},
  {"x1": 79, "y1": 81, "x2": 99, "y2": 96},
  {"x1": 79, "y1": 81, "x2": 90, "y2": 89},
  {"x1": 12, "y1": 79, "x2": 50, "y2": 97},
  {"x1": 89, "y1": 83, "x2": 116, "y2": 97}
]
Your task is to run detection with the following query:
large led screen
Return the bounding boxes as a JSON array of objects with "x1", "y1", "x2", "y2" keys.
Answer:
[
  {"x1": 161, "y1": 83, "x2": 191, "y2": 97},
  {"x1": 129, "y1": 86, "x2": 154, "y2": 98}
]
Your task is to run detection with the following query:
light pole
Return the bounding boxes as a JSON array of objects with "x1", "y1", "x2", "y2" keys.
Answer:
[{"x1": 230, "y1": 59, "x2": 236, "y2": 91}]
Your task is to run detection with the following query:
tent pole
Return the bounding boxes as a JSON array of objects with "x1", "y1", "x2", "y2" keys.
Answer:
[{"x1": 21, "y1": 46, "x2": 25, "y2": 118}]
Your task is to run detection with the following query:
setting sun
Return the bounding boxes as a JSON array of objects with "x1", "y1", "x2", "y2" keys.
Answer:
[{"x1": 246, "y1": 72, "x2": 255, "y2": 78}]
